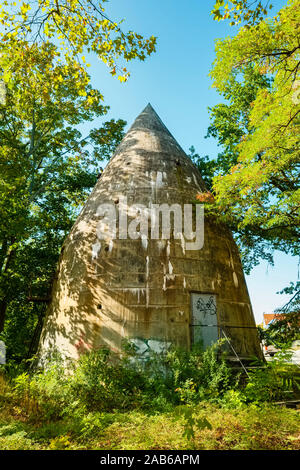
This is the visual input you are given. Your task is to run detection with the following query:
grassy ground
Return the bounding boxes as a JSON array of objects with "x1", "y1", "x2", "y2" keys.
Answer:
[
  {"x1": 0, "y1": 398, "x2": 299, "y2": 450},
  {"x1": 1, "y1": 347, "x2": 299, "y2": 450}
]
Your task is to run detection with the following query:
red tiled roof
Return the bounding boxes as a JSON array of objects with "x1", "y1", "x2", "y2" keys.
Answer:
[{"x1": 263, "y1": 313, "x2": 287, "y2": 326}]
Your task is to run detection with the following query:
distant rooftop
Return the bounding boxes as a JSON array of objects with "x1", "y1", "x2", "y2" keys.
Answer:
[{"x1": 263, "y1": 313, "x2": 296, "y2": 326}]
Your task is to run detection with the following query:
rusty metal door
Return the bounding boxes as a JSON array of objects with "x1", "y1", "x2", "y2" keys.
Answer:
[{"x1": 191, "y1": 293, "x2": 218, "y2": 349}]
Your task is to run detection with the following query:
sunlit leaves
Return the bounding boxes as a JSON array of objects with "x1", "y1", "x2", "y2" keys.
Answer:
[{"x1": 0, "y1": 0, "x2": 156, "y2": 81}]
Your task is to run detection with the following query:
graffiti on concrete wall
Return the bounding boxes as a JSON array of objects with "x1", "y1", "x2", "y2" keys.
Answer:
[
  {"x1": 0, "y1": 341, "x2": 6, "y2": 365},
  {"x1": 129, "y1": 338, "x2": 171, "y2": 361}
]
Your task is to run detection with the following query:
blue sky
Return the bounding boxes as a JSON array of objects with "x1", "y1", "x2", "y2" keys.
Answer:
[{"x1": 84, "y1": 0, "x2": 298, "y2": 323}]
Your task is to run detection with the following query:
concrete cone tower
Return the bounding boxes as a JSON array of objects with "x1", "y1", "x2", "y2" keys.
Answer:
[{"x1": 38, "y1": 104, "x2": 262, "y2": 361}]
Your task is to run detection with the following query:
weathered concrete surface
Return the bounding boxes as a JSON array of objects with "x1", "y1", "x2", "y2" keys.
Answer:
[{"x1": 38, "y1": 104, "x2": 262, "y2": 361}]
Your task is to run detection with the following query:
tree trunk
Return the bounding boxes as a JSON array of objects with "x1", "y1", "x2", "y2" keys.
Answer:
[
  {"x1": 0, "y1": 243, "x2": 16, "y2": 333},
  {"x1": 27, "y1": 311, "x2": 45, "y2": 359}
]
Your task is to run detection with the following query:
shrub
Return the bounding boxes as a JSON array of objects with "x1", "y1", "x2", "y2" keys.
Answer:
[
  {"x1": 12, "y1": 356, "x2": 70, "y2": 420},
  {"x1": 243, "y1": 351, "x2": 300, "y2": 403},
  {"x1": 7, "y1": 340, "x2": 298, "y2": 423},
  {"x1": 127, "y1": 340, "x2": 238, "y2": 406},
  {"x1": 69, "y1": 348, "x2": 147, "y2": 411}
]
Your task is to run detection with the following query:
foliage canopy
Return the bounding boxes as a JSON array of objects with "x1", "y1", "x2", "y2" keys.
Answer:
[{"x1": 206, "y1": 0, "x2": 300, "y2": 272}]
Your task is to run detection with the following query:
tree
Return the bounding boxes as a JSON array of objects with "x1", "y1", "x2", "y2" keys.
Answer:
[
  {"x1": 206, "y1": 0, "x2": 299, "y2": 273},
  {"x1": 0, "y1": 0, "x2": 156, "y2": 83},
  {"x1": 190, "y1": 67, "x2": 277, "y2": 272},
  {"x1": 0, "y1": 40, "x2": 126, "y2": 358},
  {"x1": 206, "y1": 67, "x2": 271, "y2": 177}
]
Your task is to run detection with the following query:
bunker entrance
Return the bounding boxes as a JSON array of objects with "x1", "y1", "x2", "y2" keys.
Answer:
[{"x1": 191, "y1": 293, "x2": 218, "y2": 349}]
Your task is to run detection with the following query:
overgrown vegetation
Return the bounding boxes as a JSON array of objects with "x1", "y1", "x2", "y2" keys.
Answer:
[{"x1": 0, "y1": 342, "x2": 299, "y2": 450}]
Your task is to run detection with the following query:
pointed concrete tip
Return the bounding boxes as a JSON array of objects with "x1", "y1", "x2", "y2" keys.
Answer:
[{"x1": 129, "y1": 102, "x2": 173, "y2": 137}]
